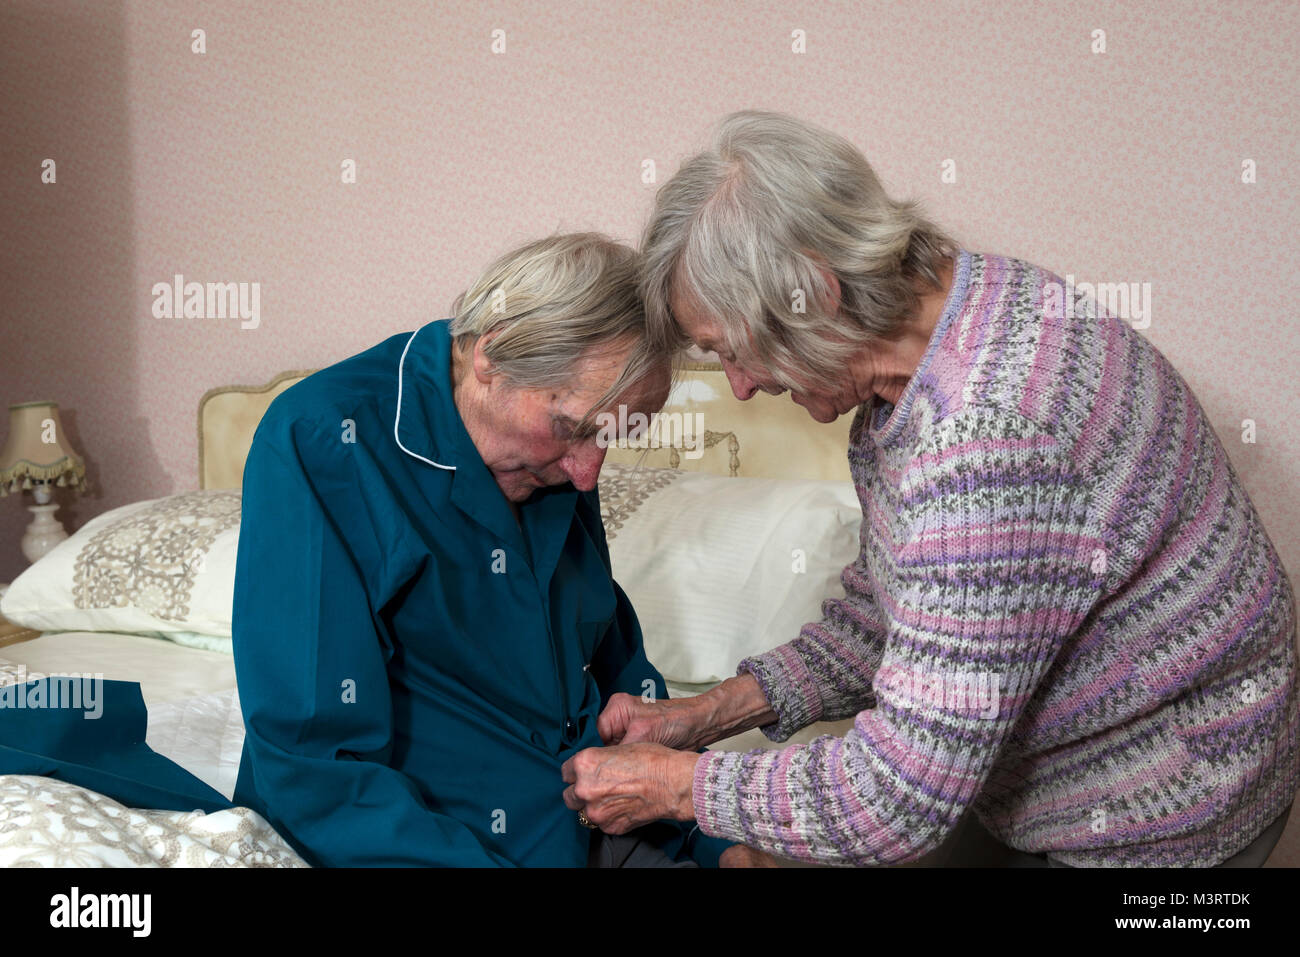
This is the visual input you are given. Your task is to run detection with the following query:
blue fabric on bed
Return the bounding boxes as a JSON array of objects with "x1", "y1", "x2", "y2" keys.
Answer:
[{"x1": 0, "y1": 675, "x2": 233, "y2": 813}]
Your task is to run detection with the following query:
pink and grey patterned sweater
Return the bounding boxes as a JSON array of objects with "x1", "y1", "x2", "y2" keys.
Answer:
[{"x1": 691, "y1": 249, "x2": 1299, "y2": 867}]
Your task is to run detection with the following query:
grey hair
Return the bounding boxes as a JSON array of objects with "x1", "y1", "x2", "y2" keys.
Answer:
[
  {"x1": 449, "y1": 232, "x2": 668, "y2": 429},
  {"x1": 639, "y1": 110, "x2": 958, "y2": 390}
]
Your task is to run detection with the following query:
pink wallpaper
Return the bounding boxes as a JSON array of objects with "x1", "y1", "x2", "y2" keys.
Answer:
[{"x1": 1, "y1": 0, "x2": 1298, "y2": 860}]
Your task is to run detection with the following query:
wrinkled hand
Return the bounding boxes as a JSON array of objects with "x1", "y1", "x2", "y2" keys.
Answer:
[
  {"x1": 720, "y1": 845, "x2": 781, "y2": 868},
  {"x1": 561, "y1": 742, "x2": 699, "y2": 834},
  {"x1": 597, "y1": 691, "x2": 704, "y2": 749}
]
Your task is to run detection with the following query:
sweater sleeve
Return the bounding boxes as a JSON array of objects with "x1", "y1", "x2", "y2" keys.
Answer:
[{"x1": 692, "y1": 407, "x2": 1105, "y2": 865}]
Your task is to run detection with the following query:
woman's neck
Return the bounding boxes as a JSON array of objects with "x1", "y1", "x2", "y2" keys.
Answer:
[{"x1": 854, "y1": 256, "x2": 955, "y2": 406}]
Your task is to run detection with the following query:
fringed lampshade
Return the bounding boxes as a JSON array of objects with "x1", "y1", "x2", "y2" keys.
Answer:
[{"x1": 0, "y1": 402, "x2": 88, "y2": 563}]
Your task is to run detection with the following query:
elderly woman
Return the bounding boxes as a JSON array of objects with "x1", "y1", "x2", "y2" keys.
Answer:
[{"x1": 562, "y1": 111, "x2": 1299, "y2": 867}]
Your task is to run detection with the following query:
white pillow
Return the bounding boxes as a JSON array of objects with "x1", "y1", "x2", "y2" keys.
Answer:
[
  {"x1": 2, "y1": 473, "x2": 863, "y2": 681},
  {"x1": 600, "y1": 464, "x2": 862, "y2": 685},
  {"x1": 0, "y1": 490, "x2": 240, "y2": 641}
]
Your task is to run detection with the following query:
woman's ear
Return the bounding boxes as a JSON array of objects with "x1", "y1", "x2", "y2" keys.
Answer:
[
  {"x1": 817, "y1": 265, "x2": 842, "y2": 314},
  {"x1": 801, "y1": 248, "x2": 842, "y2": 315}
]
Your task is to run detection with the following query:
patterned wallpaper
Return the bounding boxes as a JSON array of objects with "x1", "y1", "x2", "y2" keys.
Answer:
[
  {"x1": 0, "y1": 4, "x2": 1296, "y2": 608},
  {"x1": 0, "y1": 0, "x2": 1298, "y2": 870}
]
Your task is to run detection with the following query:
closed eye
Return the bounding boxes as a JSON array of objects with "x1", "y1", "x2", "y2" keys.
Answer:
[{"x1": 553, "y1": 416, "x2": 598, "y2": 442}]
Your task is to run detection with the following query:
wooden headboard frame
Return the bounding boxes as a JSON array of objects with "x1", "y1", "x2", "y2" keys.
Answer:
[{"x1": 198, "y1": 362, "x2": 853, "y2": 490}]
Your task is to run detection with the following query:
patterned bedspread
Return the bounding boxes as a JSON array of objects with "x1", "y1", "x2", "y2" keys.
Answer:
[
  {"x1": 0, "y1": 651, "x2": 305, "y2": 867},
  {"x1": 0, "y1": 774, "x2": 306, "y2": 867}
]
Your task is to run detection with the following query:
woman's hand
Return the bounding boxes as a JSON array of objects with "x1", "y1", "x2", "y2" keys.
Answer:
[
  {"x1": 720, "y1": 845, "x2": 782, "y2": 867},
  {"x1": 560, "y1": 742, "x2": 700, "y2": 834},
  {"x1": 597, "y1": 692, "x2": 706, "y2": 749},
  {"x1": 597, "y1": 674, "x2": 779, "y2": 750}
]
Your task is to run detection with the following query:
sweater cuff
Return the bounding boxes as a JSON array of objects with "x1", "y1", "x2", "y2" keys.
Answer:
[
  {"x1": 737, "y1": 642, "x2": 823, "y2": 742},
  {"x1": 693, "y1": 748, "x2": 757, "y2": 843}
]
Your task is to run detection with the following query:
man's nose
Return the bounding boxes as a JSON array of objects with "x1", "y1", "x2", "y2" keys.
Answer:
[
  {"x1": 561, "y1": 441, "x2": 607, "y2": 491},
  {"x1": 720, "y1": 358, "x2": 760, "y2": 400}
]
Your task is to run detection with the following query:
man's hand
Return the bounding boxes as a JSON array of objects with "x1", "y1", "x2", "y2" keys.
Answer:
[
  {"x1": 561, "y1": 742, "x2": 700, "y2": 834},
  {"x1": 720, "y1": 845, "x2": 782, "y2": 868},
  {"x1": 597, "y1": 692, "x2": 706, "y2": 749}
]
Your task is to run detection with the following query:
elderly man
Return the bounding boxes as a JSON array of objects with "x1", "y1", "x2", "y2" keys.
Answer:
[{"x1": 231, "y1": 233, "x2": 735, "y2": 867}]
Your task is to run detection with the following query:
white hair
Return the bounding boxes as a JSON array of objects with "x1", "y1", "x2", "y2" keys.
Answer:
[
  {"x1": 640, "y1": 110, "x2": 957, "y2": 390},
  {"x1": 450, "y1": 232, "x2": 667, "y2": 426}
]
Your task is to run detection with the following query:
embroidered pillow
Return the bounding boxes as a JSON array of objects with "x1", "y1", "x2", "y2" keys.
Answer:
[{"x1": 1, "y1": 490, "x2": 240, "y2": 642}]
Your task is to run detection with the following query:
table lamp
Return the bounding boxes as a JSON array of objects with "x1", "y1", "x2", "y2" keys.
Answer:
[{"x1": 0, "y1": 401, "x2": 88, "y2": 564}]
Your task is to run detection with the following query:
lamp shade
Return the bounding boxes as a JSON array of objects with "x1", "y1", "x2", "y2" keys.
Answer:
[{"x1": 0, "y1": 402, "x2": 87, "y2": 496}]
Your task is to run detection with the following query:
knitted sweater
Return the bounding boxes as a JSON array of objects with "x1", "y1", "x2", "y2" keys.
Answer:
[{"x1": 691, "y1": 249, "x2": 1299, "y2": 867}]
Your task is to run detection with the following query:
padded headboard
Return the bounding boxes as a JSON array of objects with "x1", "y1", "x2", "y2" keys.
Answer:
[
  {"x1": 198, "y1": 363, "x2": 853, "y2": 489},
  {"x1": 198, "y1": 370, "x2": 314, "y2": 491}
]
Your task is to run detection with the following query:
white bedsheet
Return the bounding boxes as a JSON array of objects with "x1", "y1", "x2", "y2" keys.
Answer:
[
  {"x1": 1, "y1": 631, "x2": 236, "y2": 705},
  {"x1": 144, "y1": 687, "x2": 246, "y2": 801},
  {"x1": 0, "y1": 631, "x2": 303, "y2": 866},
  {"x1": 0, "y1": 631, "x2": 244, "y2": 799}
]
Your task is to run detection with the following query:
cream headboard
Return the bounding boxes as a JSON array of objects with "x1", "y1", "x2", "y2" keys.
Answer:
[
  {"x1": 198, "y1": 370, "x2": 315, "y2": 491},
  {"x1": 198, "y1": 363, "x2": 853, "y2": 490}
]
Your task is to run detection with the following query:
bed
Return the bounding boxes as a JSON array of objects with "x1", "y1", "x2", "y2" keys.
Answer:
[{"x1": 0, "y1": 360, "x2": 861, "y2": 867}]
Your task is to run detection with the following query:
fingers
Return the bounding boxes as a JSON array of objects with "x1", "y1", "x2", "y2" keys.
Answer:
[
  {"x1": 559, "y1": 747, "x2": 663, "y2": 836},
  {"x1": 596, "y1": 709, "x2": 624, "y2": 745},
  {"x1": 562, "y1": 749, "x2": 596, "y2": 811},
  {"x1": 596, "y1": 693, "x2": 631, "y2": 744},
  {"x1": 619, "y1": 720, "x2": 650, "y2": 745},
  {"x1": 621, "y1": 714, "x2": 672, "y2": 746},
  {"x1": 598, "y1": 814, "x2": 632, "y2": 836}
]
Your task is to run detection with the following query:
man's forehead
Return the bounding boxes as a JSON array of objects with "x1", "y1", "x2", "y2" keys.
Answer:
[{"x1": 553, "y1": 374, "x2": 668, "y2": 421}]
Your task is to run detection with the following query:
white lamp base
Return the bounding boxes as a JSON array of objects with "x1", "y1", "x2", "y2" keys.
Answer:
[{"x1": 22, "y1": 503, "x2": 68, "y2": 564}]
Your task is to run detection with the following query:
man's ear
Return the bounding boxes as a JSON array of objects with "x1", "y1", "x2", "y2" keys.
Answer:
[{"x1": 471, "y1": 328, "x2": 504, "y2": 386}]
